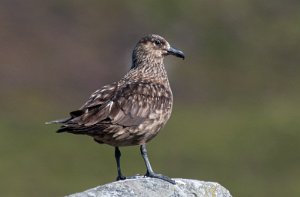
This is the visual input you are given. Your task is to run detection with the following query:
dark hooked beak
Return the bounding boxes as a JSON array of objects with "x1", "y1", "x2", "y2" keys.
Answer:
[{"x1": 167, "y1": 47, "x2": 185, "y2": 60}]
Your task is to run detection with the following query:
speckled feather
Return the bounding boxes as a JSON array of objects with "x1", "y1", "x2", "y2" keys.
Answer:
[{"x1": 53, "y1": 34, "x2": 183, "y2": 146}]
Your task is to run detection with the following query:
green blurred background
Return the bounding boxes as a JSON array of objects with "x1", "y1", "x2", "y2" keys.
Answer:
[{"x1": 1, "y1": 0, "x2": 300, "y2": 196}]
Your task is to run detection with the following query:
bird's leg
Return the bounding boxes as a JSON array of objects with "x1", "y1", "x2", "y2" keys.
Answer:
[
  {"x1": 115, "y1": 147, "x2": 126, "y2": 181},
  {"x1": 140, "y1": 144, "x2": 175, "y2": 184}
]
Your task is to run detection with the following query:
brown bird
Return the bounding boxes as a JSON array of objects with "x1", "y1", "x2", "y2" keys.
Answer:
[{"x1": 47, "y1": 34, "x2": 185, "y2": 184}]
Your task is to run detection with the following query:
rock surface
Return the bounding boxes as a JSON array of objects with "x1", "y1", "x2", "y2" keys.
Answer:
[{"x1": 67, "y1": 177, "x2": 232, "y2": 197}]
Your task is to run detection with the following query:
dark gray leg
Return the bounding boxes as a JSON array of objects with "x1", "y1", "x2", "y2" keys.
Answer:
[
  {"x1": 140, "y1": 144, "x2": 175, "y2": 184},
  {"x1": 115, "y1": 147, "x2": 126, "y2": 180}
]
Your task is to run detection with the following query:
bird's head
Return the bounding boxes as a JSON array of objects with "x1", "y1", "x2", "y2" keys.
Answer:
[{"x1": 132, "y1": 34, "x2": 184, "y2": 68}]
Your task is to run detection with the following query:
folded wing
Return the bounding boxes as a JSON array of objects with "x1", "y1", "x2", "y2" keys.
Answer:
[{"x1": 57, "y1": 81, "x2": 172, "y2": 135}]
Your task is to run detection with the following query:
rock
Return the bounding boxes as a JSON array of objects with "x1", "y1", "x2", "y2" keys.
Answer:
[{"x1": 67, "y1": 177, "x2": 232, "y2": 197}]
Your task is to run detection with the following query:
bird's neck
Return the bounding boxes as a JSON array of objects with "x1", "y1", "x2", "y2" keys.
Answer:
[{"x1": 128, "y1": 56, "x2": 170, "y2": 86}]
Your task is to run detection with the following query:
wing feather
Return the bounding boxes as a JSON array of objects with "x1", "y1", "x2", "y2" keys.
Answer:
[{"x1": 59, "y1": 81, "x2": 172, "y2": 134}]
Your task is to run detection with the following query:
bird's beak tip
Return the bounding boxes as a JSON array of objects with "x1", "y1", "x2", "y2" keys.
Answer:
[{"x1": 167, "y1": 47, "x2": 185, "y2": 60}]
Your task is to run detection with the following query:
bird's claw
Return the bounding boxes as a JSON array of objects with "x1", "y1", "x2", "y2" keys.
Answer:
[{"x1": 116, "y1": 175, "x2": 126, "y2": 181}]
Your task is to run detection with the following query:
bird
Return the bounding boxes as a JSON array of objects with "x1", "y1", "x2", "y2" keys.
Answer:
[{"x1": 47, "y1": 34, "x2": 185, "y2": 184}]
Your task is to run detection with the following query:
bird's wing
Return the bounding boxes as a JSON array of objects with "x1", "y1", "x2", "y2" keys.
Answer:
[
  {"x1": 67, "y1": 82, "x2": 118, "y2": 118},
  {"x1": 107, "y1": 82, "x2": 172, "y2": 127},
  {"x1": 47, "y1": 83, "x2": 118, "y2": 126},
  {"x1": 67, "y1": 81, "x2": 172, "y2": 128},
  {"x1": 108, "y1": 82, "x2": 159, "y2": 127},
  {"x1": 80, "y1": 83, "x2": 118, "y2": 109}
]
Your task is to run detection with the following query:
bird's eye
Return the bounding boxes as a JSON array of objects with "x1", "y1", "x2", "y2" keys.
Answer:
[{"x1": 154, "y1": 40, "x2": 161, "y2": 46}]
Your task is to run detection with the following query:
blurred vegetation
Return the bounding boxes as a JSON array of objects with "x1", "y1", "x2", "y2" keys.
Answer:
[{"x1": 1, "y1": 0, "x2": 300, "y2": 196}]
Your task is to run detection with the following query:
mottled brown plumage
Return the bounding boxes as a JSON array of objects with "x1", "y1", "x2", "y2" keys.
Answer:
[{"x1": 47, "y1": 34, "x2": 184, "y2": 184}]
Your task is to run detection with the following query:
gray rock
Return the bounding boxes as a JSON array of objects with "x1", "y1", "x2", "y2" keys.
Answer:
[{"x1": 67, "y1": 177, "x2": 232, "y2": 197}]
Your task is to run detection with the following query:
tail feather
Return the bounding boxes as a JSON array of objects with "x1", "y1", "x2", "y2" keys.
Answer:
[
  {"x1": 45, "y1": 117, "x2": 71, "y2": 125},
  {"x1": 47, "y1": 117, "x2": 103, "y2": 134},
  {"x1": 56, "y1": 124, "x2": 103, "y2": 134}
]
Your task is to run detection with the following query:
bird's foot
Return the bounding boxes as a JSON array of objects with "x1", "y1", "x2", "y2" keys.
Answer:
[
  {"x1": 116, "y1": 175, "x2": 126, "y2": 181},
  {"x1": 144, "y1": 172, "x2": 176, "y2": 184},
  {"x1": 116, "y1": 174, "x2": 142, "y2": 181}
]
